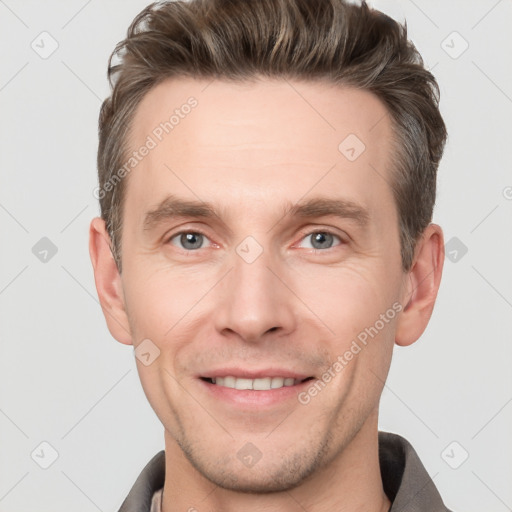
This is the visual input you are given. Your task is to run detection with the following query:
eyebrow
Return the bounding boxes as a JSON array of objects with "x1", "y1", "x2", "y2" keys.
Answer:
[{"x1": 143, "y1": 194, "x2": 370, "y2": 232}]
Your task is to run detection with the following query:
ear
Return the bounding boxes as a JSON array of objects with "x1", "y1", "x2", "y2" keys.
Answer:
[
  {"x1": 89, "y1": 217, "x2": 133, "y2": 345},
  {"x1": 395, "y1": 223, "x2": 444, "y2": 347}
]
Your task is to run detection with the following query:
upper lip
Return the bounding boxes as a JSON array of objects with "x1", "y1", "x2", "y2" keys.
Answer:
[{"x1": 199, "y1": 368, "x2": 314, "y2": 380}]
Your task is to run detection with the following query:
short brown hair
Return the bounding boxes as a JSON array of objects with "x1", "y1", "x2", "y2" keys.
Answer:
[{"x1": 97, "y1": 0, "x2": 447, "y2": 272}]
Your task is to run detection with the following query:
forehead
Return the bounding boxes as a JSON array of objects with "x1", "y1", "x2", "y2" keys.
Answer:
[
  {"x1": 124, "y1": 76, "x2": 395, "y2": 223},
  {"x1": 130, "y1": 76, "x2": 392, "y2": 153}
]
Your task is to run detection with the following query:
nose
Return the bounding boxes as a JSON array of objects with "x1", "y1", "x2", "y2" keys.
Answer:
[{"x1": 213, "y1": 241, "x2": 298, "y2": 344}]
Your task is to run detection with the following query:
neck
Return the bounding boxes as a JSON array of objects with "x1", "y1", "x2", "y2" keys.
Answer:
[{"x1": 161, "y1": 411, "x2": 391, "y2": 512}]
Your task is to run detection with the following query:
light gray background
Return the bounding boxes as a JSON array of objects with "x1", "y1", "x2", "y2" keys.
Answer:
[{"x1": 1, "y1": 0, "x2": 511, "y2": 511}]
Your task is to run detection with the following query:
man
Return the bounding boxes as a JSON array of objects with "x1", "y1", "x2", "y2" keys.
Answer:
[{"x1": 89, "y1": 0, "x2": 453, "y2": 510}]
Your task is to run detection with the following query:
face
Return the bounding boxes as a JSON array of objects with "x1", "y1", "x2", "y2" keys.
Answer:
[{"x1": 114, "y1": 77, "x2": 409, "y2": 491}]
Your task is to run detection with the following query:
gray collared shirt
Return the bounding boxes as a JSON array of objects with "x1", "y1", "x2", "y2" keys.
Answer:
[{"x1": 118, "y1": 431, "x2": 454, "y2": 512}]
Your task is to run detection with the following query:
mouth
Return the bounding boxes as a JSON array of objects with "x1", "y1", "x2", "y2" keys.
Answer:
[
  {"x1": 196, "y1": 368, "x2": 318, "y2": 407},
  {"x1": 200, "y1": 375, "x2": 315, "y2": 391}
]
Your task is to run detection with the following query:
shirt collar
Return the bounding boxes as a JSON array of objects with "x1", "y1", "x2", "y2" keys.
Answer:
[{"x1": 378, "y1": 431, "x2": 452, "y2": 511}]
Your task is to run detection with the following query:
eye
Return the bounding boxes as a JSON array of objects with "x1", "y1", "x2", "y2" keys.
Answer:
[
  {"x1": 167, "y1": 231, "x2": 212, "y2": 251},
  {"x1": 297, "y1": 230, "x2": 343, "y2": 251},
  {"x1": 166, "y1": 229, "x2": 344, "y2": 252}
]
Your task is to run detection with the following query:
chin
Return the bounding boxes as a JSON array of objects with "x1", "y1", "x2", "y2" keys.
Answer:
[
  {"x1": 179, "y1": 437, "x2": 330, "y2": 494},
  {"x1": 200, "y1": 464, "x2": 312, "y2": 494}
]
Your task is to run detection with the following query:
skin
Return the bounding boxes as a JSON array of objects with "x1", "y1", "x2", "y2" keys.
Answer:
[{"x1": 89, "y1": 77, "x2": 444, "y2": 512}]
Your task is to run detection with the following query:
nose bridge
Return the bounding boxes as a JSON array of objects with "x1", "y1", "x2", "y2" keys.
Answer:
[{"x1": 214, "y1": 235, "x2": 296, "y2": 341}]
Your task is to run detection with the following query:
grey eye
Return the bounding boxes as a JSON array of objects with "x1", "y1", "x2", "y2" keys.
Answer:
[
  {"x1": 299, "y1": 232, "x2": 341, "y2": 250},
  {"x1": 169, "y1": 232, "x2": 210, "y2": 250}
]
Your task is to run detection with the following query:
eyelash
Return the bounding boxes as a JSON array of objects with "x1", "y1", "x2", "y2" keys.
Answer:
[{"x1": 165, "y1": 228, "x2": 345, "y2": 253}]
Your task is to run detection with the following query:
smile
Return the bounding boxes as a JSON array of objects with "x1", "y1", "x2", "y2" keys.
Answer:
[{"x1": 202, "y1": 376, "x2": 313, "y2": 390}]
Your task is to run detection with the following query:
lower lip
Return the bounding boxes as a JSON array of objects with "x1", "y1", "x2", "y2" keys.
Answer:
[{"x1": 198, "y1": 378, "x2": 314, "y2": 407}]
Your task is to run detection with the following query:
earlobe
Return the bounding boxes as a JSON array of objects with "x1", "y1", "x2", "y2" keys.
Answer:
[
  {"x1": 394, "y1": 224, "x2": 444, "y2": 347},
  {"x1": 89, "y1": 217, "x2": 133, "y2": 345}
]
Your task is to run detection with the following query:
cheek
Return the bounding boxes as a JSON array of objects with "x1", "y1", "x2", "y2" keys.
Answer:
[
  {"x1": 302, "y1": 264, "x2": 399, "y2": 409},
  {"x1": 122, "y1": 263, "x2": 196, "y2": 338},
  {"x1": 123, "y1": 268, "x2": 198, "y2": 427},
  {"x1": 296, "y1": 261, "x2": 401, "y2": 400},
  {"x1": 123, "y1": 252, "x2": 401, "y2": 349},
  {"x1": 296, "y1": 262, "x2": 399, "y2": 342}
]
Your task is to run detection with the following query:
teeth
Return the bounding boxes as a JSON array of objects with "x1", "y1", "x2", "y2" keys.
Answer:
[
  {"x1": 210, "y1": 376, "x2": 301, "y2": 390},
  {"x1": 254, "y1": 377, "x2": 272, "y2": 390},
  {"x1": 235, "y1": 378, "x2": 253, "y2": 390},
  {"x1": 224, "y1": 376, "x2": 236, "y2": 388}
]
